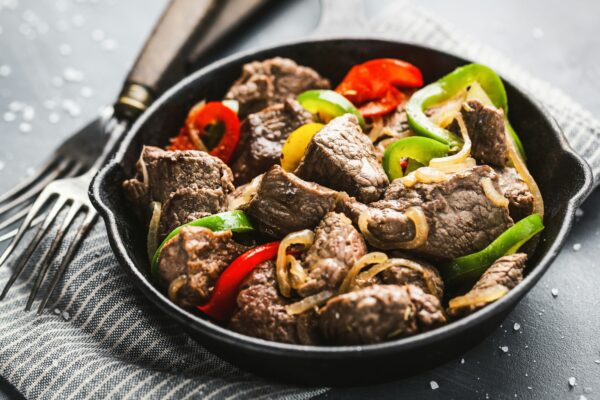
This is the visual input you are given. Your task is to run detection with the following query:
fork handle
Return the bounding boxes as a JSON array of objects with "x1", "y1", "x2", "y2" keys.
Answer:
[{"x1": 114, "y1": 0, "x2": 217, "y2": 120}]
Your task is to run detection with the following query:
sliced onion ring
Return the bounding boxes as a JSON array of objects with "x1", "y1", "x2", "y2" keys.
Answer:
[
  {"x1": 429, "y1": 113, "x2": 472, "y2": 169},
  {"x1": 339, "y1": 252, "x2": 388, "y2": 294},
  {"x1": 448, "y1": 285, "x2": 509, "y2": 310},
  {"x1": 431, "y1": 157, "x2": 476, "y2": 174},
  {"x1": 358, "y1": 207, "x2": 429, "y2": 250},
  {"x1": 146, "y1": 201, "x2": 162, "y2": 261},
  {"x1": 168, "y1": 275, "x2": 187, "y2": 302},
  {"x1": 288, "y1": 255, "x2": 308, "y2": 289},
  {"x1": 276, "y1": 230, "x2": 315, "y2": 297},
  {"x1": 505, "y1": 127, "x2": 544, "y2": 217},
  {"x1": 228, "y1": 174, "x2": 262, "y2": 211},
  {"x1": 138, "y1": 146, "x2": 149, "y2": 189},
  {"x1": 480, "y1": 177, "x2": 509, "y2": 208},
  {"x1": 285, "y1": 290, "x2": 334, "y2": 315}
]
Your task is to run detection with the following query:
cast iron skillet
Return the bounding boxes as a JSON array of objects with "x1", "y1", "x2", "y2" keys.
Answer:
[{"x1": 90, "y1": 38, "x2": 592, "y2": 386}]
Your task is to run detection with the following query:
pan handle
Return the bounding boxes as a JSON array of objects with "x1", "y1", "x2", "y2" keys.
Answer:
[{"x1": 114, "y1": 0, "x2": 217, "y2": 120}]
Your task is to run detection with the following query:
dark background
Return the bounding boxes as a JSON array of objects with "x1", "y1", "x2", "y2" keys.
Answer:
[{"x1": 1, "y1": 0, "x2": 599, "y2": 398}]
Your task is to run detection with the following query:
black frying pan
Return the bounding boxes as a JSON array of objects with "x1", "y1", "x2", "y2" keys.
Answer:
[{"x1": 89, "y1": 38, "x2": 592, "y2": 386}]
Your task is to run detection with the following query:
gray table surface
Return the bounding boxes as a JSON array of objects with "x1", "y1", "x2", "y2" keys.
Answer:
[{"x1": 1, "y1": 0, "x2": 599, "y2": 398}]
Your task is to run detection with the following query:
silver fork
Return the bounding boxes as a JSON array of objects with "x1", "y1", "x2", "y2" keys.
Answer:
[{"x1": 0, "y1": 114, "x2": 127, "y2": 313}]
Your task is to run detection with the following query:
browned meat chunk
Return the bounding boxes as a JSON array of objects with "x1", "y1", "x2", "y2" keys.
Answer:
[
  {"x1": 349, "y1": 165, "x2": 513, "y2": 260},
  {"x1": 295, "y1": 212, "x2": 367, "y2": 297},
  {"x1": 122, "y1": 146, "x2": 234, "y2": 239},
  {"x1": 229, "y1": 261, "x2": 301, "y2": 344},
  {"x1": 295, "y1": 114, "x2": 389, "y2": 203},
  {"x1": 379, "y1": 258, "x2": 444, "y2": 300},
  {"x1": 447, "y1": 253, "x2": 527, "y2": 318},
  {"x1": 224, "y1": 57, "x2": 330, "y2": 117},
  {"x1": 449, "y1": 99, "x2": 509, "y2": 166},
  {"x1": 157, "y1": 226, "x2": 247, "y2": 308},
  {"x1": 496, "y1": 167, "x2": 534, "y2": 221},
  {"x1": 231, "y1": 99, "x2": 313, "y2": 185},
  {"x1": 319, "y1": 284, "x2": 446, "y2": 345},
  {"x1": 241, "y1": 165, "x2": 344, "y2": 238}
]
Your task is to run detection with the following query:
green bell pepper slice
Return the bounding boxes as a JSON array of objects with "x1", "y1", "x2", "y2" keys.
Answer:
[
  {"x1": 406, "y1": 63, "x2": 525, "y2": 157},
  {"x1": 150, "y1": 210, "x2": 254, "y2": 278},
  {"x1": 382, "y1": 137, "x2": 449, "y2": 181},
  {"x1": 442, "y1": 213, "x2": 544, "y2": 288},
  {"x1": 297, "y1": 89, "x2": 365, "y2": 128}
]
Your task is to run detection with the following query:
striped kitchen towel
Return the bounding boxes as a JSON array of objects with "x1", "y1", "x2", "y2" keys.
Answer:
[{"x1": 1, "y1": 1, "x2": 599, "y2": 400}]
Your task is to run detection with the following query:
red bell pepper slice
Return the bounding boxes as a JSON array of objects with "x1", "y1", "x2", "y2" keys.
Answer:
[
  {"x1": 336, "y1": 58, "x2": 423, "y2": 117},
  {"x1": 168, "y1": 101, "x2": 241, "y2": 164},
  {"x1": 198, "y1": 241, "x2": 280, "y2": 322}
]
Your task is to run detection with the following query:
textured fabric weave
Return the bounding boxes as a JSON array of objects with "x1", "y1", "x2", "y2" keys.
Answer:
[{"x1": 1, "y1": 1, "x2": 599, "y2": 399}]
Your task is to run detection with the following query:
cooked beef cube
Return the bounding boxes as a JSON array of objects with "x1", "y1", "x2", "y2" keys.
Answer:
[
  {"x1": 496, "y1": 167, "x2": 534, "y2": 221},
  {"x1": 122, "y1": 146, "x2": 234, "y2": 239},
  {"x1": 380, "y1": 258, "x2": 444, "y2": 300},
  {"x1": 295, "y1": 212, "x2": 367, "y2": 297},
  {"x1": 241, "y1": 165, "x2": 343, "y2": 238},
  {"x1": 319, "y1": 284, "x2": 446, "y2": 345},
  {"x1": 381, "y1": 103, "x2": 411, "y2": 136},
  {"x1": 352, "y1": 166, "x2": 513, "y2": 260},
  {"x1": 157, "y1": 226, "x2": 247, "y2": 308},
  {"x1": 449, "y1": 99, "x2": 509, "y2": 166},
  {"x1": 447, "y1": 253, "x2": 527, "y2": 318},
  {"x1": 229, "y1": 261, "x2": 302, "y2": 344},
  {"x1": 295, "y1": 114, "x2": 389, "y2": 203},
  {"x1": 224, "y1": 57, "x2": 330, "y2": 117},
  {"x1": 231, "y1": 99, "x2": 313, "y2": 185}
]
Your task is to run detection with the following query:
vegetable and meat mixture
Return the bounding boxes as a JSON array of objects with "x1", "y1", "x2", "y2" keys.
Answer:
[{"x1": 123, "y1": 57, "x2": 545, "y2": 345}]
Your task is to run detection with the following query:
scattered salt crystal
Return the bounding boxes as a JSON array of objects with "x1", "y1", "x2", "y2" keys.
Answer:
[
  {"x1": 334, "y1": 312, "x2": 340, "y2": 320},
  {"x1": 62, "y1": 99, "x2": 81, "y2": 117},
  {"x1": 575, "y1": 208, "x2": 584, "y2": 218},
  {"x1": 460, "y1": 358, "x2": 465, "y2": 364},
  {"x1": 51, "y1": 360, "x2": 58, "y2": 367},
  {"x1": 91, "y1": 28, "x2": 104, "y2": 41},
  {"x1": 0, "y1": 64, "x2": 12, "y2": 77},
  {"x1": 58, "y1": 43, "x2": 72, "y2": 56},
  {"x1": 3, "y1": 111, "x2": 16, "y2": 122},
  {"x1": 71, "y1": 14, "x2": 85, "y2": 27},
  {"x1": 48, "y1": 112, "x2": 60, "y2": 124},
  {"x1": 101, "y1": 38, "x2": 117, "y2": 51},
  {"x1": 527, "y1": 386, "x2": 532, "y2": 390},
  {"x1": 568, "y1": 377, "x2": 577, "y2": 388},
  {"x1": 53, "y1": 308, "x2": 61, "y2": 315},
  {"x1": 63, "y1": 67, "x2": 84, "y2": 82},
  {"x1": 551, "y1": 288, "x2": 559, "y2": 297},
  {"x1": 80, "y1": 86, "x2": 93, "y2": 98},
  {"x1": 51, "y1": 76, "x2": 64, "y2": 87},
  {"x1": 19, "y1": 122, "x2": 32, "y2": 133},
  {"x1": 594, "y1": 360, "x2": 600, "y2": 364},
  {"x1": 429, "y1": 381, "x2": 439, "y2": 390},
  {"x1": 61, "y1": 311, "x2": 70, "y2": 321},
  {"x1": 22, "y1": 105, "x2": 34, "y2": 121},
  {"x1": 513, "y1": 323, "x2": 521, "y2": 331},
  {"x1": 580, "y1": 395, "x2": 588, "y2": 400},
  {"x1": 26, "y1": 166, "x2": 35, "y2": 176},
  {"x1": 0, "y1": 161, "x2": 4, "y2": 171},
  {"x1": 500, "y1": 346, "x2": 509, "y2": 353},
  {"x1": 573, "y1": 243, "x2": 582, "y2": 251},
  {"x1": 9, "y1": 101, "x2": 23, "y2": 111},
  {"x1": 532, "y1": 27, "x2": 544, "y2": 39}
]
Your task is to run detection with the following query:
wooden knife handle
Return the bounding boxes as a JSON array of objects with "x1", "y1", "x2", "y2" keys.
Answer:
[{"x1": 115, "y1": 0, "x2": 216, "y2": 120}]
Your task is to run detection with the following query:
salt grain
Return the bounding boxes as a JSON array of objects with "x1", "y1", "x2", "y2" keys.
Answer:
[
  {"x1": 71, "y1": 14, "x2": 85, "y2": 27},
  {"x1": 575, "y1": 208, "x2": 584, "y2": 218},
  {"x1": 91, "y1": 28, "x2": 104, "y2": 41},
  {"x1": 573, "y1": 243, "x2": 582, "y2": 251},
  {"x1": 532, "y1": 27, "x2": 544, "y2": 39},
  {"x1": 22, "y1": 105, "x2": 34, "y2": 121},
  {"x1": 58, "y1": 43, "x2": 72, "y2": 56},
  {"x1": 52, "y1": 76, "x2": 64, "y2": 87},
  {"x1": 62, "y1": 311, "x2": 70, "y2": 321},
  {"x1": 429, "y1": 381, "x2": 439, "y2": 390},
  {"x1": 568, "y1": 377, "x2": 577, "y2": 388},
  {"x1": 3, "y1": 112, "x2": 16, "y2": 122},
  {"x1": 101, "y1": 38, "x2": 117, "y2": 51},
  {"x1": 80, "y1": 86, "x2": 93, "y2": 98},
  {"x1": 594, "y1": 360, "x2": 600, "y2": 364},
  {"x1": 460, "y1": 358, "x2": 465, "y2": 364},
  {"x1": 19, "y1": 122, "x2": 32, "y2": 133},
  {"x1": 48, "y1": 112, "x2": 60, "y2": 124},
  {"x1": 63, "y1": 67, "x2": 84, "y2": 82},
  {"x1": 551, "y1": 288, "x2": 559, "y2": 297},
  {"x1": 0, "y1": 161, "x2": 4, "y2": 171},
  {"x1": 62, "y1": 99, "x2": 81, "y2": 117},
  {"x1": 513, "y1": 323, "x2": 521, "y2": 331},
  {"x1": 500, "y1": 346, "x2": 509, "y2": 353},
  {"x1": 9, "y1": 101, "x2": 23, "y2": 111},
  {"x1": 53, "y1": 308, "x2": 61, "y2": 315},
  {"x1": 580, "y1": 395, "x2": 588, "y2": 400},
  {"x1": 0, "y1": 64, "x2": 12, "y2": 77}
]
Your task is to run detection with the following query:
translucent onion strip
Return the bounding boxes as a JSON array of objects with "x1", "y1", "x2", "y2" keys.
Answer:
[
  {"x1": 168, "y1": 275, "x2": 187, "y2": 301},
  {"x1": 146, "y1": 201, "x2": 162, "y2": 261},
  {"x1": 228, "y1": 174, "x2": 262, "y2": 211},
  {"x1": 480, "y1": 177, "x2": 510, "y2": 208},
  {"x1": 339, "y1": 252, "x2": 388, "y2": 294},
  {"x1": 288, "y1": 255, "x2": 308, "y2": 289},
  {"x1": 429, "y1": 113, "x2": 472, "y2": 169},
  {"x1": 354, "y1": 258, "x2": 436, "y2": 295},
  {"x1": 505, "y1": 129, "x2": 545, "y2": 217},
  {"x1": 358, "y1": 207, "x2": 429, "y2": 250},
  {"x1": 276, "y1": 230, "x2": 315, "y2": 297},
  {"x1": 448, "y1": 285, "x2": 509, "y2": 310},
  {"x1": 431, "y1": 157, "x2": 476, "y2": 174},
  {"x1": 138, "y1": 147, "x2": 149, "y2": 189},
  {"x1": 285, "y1": 290, "x2": 334, "y2": 315}
]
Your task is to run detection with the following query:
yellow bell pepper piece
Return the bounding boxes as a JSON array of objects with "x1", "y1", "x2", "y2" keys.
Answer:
[{"x1": 280, "y1": 123, "x2": 324, "y2": 172}]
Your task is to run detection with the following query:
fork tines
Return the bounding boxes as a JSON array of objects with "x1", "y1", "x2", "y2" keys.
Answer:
[{"x1": 0, "y1": 180, "x2": 97, "y2": 314}]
